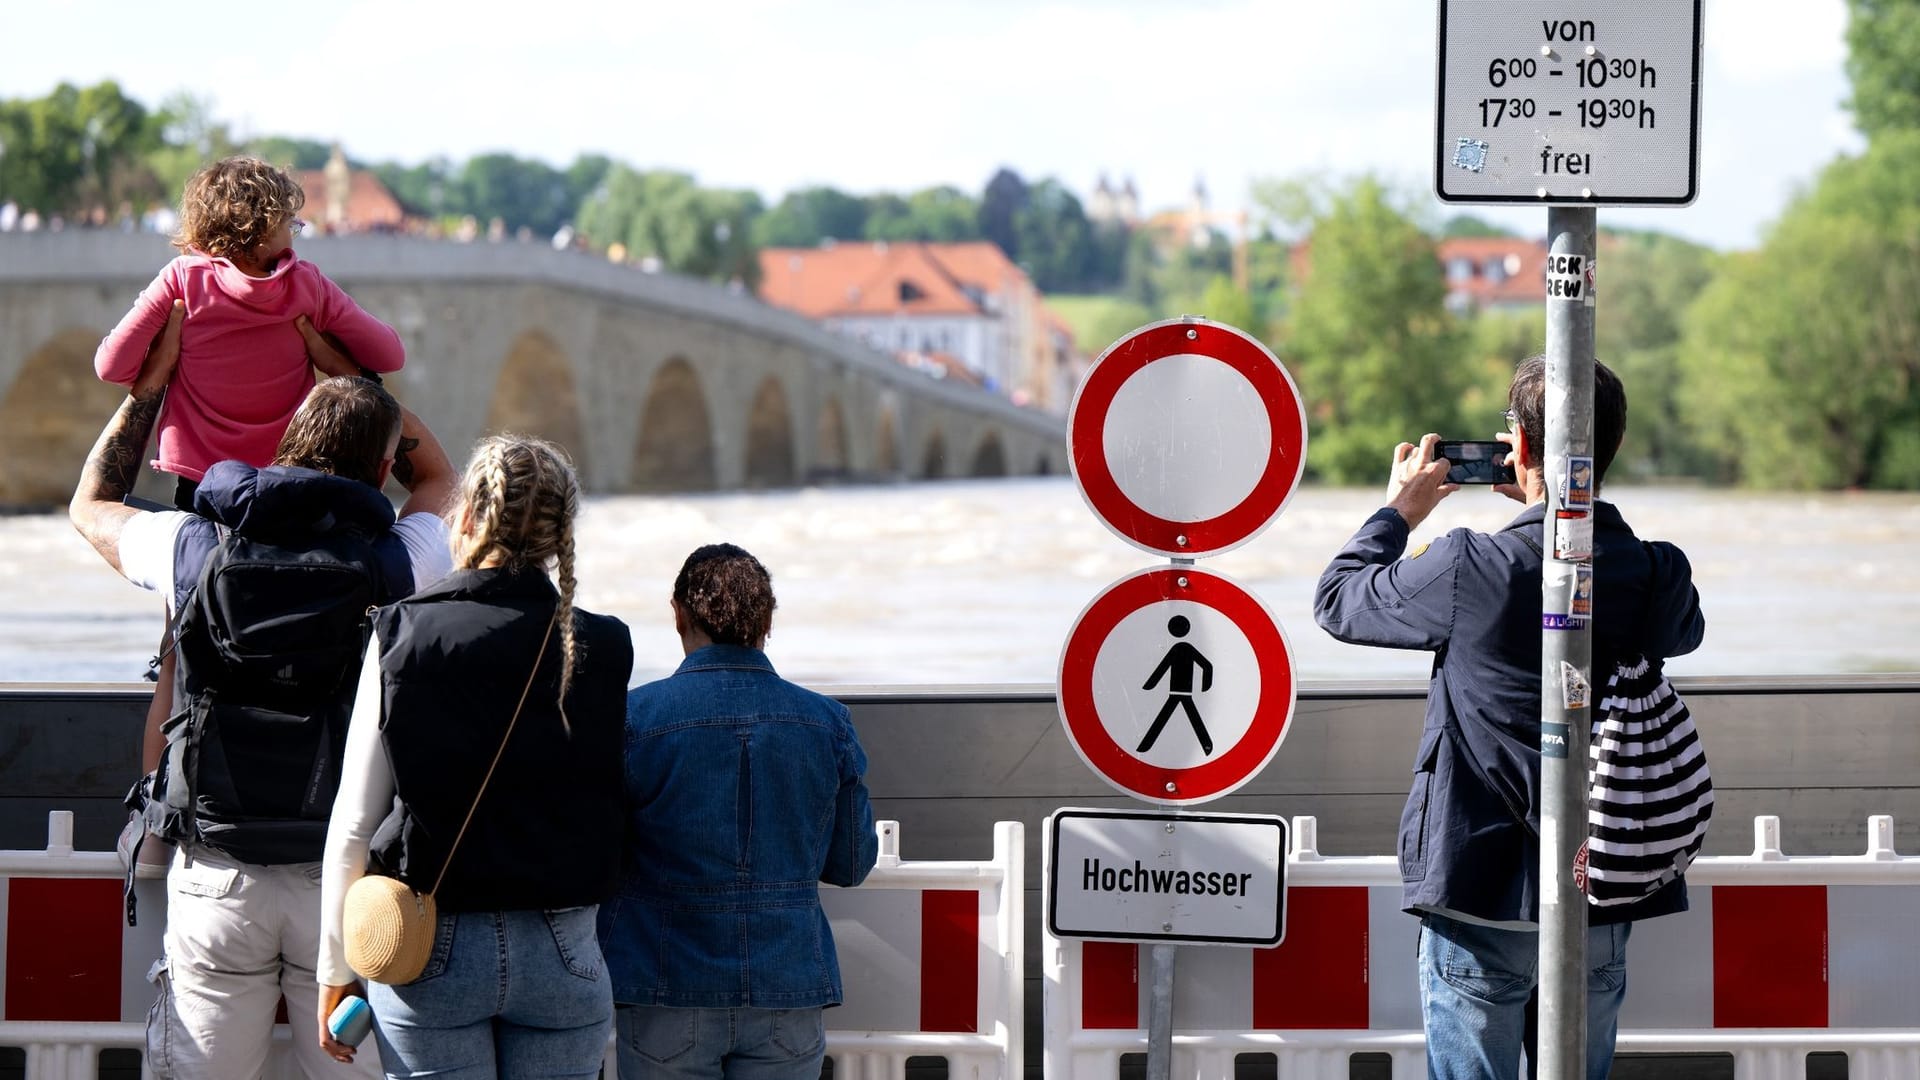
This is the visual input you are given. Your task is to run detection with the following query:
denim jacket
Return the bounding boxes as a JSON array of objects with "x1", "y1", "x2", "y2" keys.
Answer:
[{"x1": 598, "y1": 644, "x2": 878, "y2": 1007}]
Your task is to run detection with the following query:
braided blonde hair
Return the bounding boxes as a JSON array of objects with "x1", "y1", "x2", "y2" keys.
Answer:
[{"x1": 454, "y1": 435, "x2": 582, "y2": 726}]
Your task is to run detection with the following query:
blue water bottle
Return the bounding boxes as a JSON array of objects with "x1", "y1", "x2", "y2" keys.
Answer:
[{"x1": 327, "y1": 995, "x2": 373, "y2": 1047}]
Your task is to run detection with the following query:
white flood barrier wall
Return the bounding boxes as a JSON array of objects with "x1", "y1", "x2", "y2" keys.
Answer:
[
  {"x1": 7, "y1": 809, "x2": 1920, "y2": 1078},
  {"x1": 0, "y1": 814, "x2": 1025, "y2": 1080},
  {"x1": 1043, "y1": 815, "x2": 1920, "y2": 1080}
]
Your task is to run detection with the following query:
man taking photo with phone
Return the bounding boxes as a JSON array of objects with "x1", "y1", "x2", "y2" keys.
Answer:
[{"x1": 1311, "y1": 356, "x2": 1706, "y2": 1080}]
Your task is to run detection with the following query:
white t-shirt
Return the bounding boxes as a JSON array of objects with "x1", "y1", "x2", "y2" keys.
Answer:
[
  {"x1": 118, "y1": 508, "x2": 454, "y2": 613},
  {"x1": 116, "y1": 506, "x2": 452, "y2": 988}
]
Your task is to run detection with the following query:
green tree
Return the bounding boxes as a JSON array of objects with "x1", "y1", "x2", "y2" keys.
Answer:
[
  {"x1": 977, "y1": 167, "x2": 1028, "y2": 260},
  {"x1": 866, "y1": 185, "x2": 980, "y2": 242},
  {"x1": 145, "y1": 93, "x2": 238, "y2": 203},
  {"x1": 753, "y1": 185, "x2": 867, "y2": 247},
  {"x1": 0, "y1": 81, "x2": 156, "y2": 213},
  {"x1": 1593, "y1": 230, "x2": 1718, "y2": 479},
  {"x1": 1263, "y1": 175, "x2": 1465, "y2": 483},
  {"x1": 1681, "y1": 132, "x2": 1920, "y2": 488},
  {"x1": 1846, "y1": 0, "x2": 1920, "y2": 138},
  {"x1": 247, "y1": 137, "x2": 331, "y2": 171},
  {"x1": 371, "y1": 157, "x2": 458, "y2": 218},
  {"x1": 564, "y1": 154, "x2": 612, "y2": 207},
  {"x1": 1197, "y1": 275, "x2": 1257, "y2": 334},
  {"x1": 459, "y1": 153, "x2": 574, "y2": 234},
  {"x1": 1014, "y1": 178, "x2": 1096, "y2": 292},
  {"x1": 576, "y1": 166, "x2": 764, "y2": 286},
  {"x1": 1442, "y1": 213, "x2": 1517, "y2": 238}
]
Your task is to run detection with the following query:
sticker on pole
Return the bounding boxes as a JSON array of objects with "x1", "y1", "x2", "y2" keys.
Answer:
[
  {"x1": 1068, "y1": 318, "x2": 1308, "y2": 559},
  {"x1": 1057, "y1": 566, "x2": 1296, "y2": 806}
]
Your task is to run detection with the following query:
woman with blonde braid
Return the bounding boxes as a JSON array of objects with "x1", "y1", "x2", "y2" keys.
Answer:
[{"x1": 317, "y1": 435, "x2": 632, "y2": 1078}]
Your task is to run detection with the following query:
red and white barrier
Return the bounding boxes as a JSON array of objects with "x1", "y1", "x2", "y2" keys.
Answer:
[
  {"x1": 0, "y1": 813, "x2": 1024, "y2": 1080},
  {"x1": 1043, "y1": 814, "x2": 1920, "y2": 1079},
  {"x1": 821, "y1": 819, "x2": 1024, "y2": 1078}
]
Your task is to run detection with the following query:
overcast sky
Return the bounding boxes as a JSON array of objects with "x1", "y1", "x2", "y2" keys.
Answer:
[{"x1": 5, "y1": 0, "x2": 1860, "y2": 250}]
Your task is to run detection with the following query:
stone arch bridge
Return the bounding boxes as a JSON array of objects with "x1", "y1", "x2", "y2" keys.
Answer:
[{"x1": 0, "y1": 233, "x2": 1065, "y2": 507}]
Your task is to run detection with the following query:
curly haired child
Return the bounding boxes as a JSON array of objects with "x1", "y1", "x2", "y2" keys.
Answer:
[{"x1": 94, "y1": 156, "x2": 405, "y2": 507}]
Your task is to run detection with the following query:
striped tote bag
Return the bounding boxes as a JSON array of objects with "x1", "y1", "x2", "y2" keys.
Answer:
[{"x1": 1585, "y1": 654, "x2": 1715, "y2": 906}]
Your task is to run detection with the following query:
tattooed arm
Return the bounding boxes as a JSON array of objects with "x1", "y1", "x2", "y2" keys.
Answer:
[
  {"x1": 393, "y1": 403, "x2": 455, "y2": 520},
  {"x1": 70, "y1": 301, "x2": 183, "y2": 577}
]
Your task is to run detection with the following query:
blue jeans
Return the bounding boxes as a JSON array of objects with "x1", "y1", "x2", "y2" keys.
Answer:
[
  {"x1": 1418, "y1": 911, "x2": 1631, "y2": 1080},
  {"x1": 615, "y1": 1004, "x2": 826, "y2": 1080},
  {"x1": 367, "y1": 907, "x2": 611, "y2": 1079}
]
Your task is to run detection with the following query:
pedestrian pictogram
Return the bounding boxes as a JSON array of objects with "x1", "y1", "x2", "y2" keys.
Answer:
[
  {"x1": 1068, "y1": 318, "x2": 1307, "y2": 559},
  {"x1": 1057, "y1": 566, "x2": 1296, "y2": 806},
  {"x1": 1138, "y1": 616, "x2": 1214, "y2": 756}
]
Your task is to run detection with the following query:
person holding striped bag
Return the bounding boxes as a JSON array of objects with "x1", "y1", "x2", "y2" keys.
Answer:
[{"x1": 1314, "y1": 356, "x2": 1707, "y2": 1080}]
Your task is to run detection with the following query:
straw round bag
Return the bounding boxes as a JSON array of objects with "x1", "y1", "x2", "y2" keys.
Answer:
[
  {"x1": 344, "y1": 876, "x2": 437, "y2": 983},
  {"x1": 341, "y1": 614, "x2": 555, "y2": 986}
]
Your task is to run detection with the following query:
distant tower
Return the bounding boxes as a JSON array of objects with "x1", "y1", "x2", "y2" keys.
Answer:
[
  {"x1": 323, "y1": 143, "x2": 351, "y2": 230},
  {"x1": 1118, "y1": 176, "x2": 1141, "y2": 227},
  {"x1": 1087, "y1": 173, "x2": 1118, "y2": 226},
  {"x1": 1188, "y1": 174, "x2": 1212, "y2": 248}
]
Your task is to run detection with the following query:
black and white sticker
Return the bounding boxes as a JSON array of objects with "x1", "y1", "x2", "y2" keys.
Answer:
[{"x1": 1546, "y1": 253, "x2": 1586, "y2": 302}]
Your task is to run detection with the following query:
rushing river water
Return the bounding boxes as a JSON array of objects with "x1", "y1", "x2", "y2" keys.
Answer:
[{"x1": 4, "y1": 478, "x2": 1918, "y2": 686}]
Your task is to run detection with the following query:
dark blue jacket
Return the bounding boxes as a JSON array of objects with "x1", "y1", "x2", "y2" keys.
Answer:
[
  {"x1": 1314, "y1": 501, "x2": 1704, "y2": 924},
  {"x1": 171, "y1": 460, "x2": 411, "y2": 613},
  {"x1": 598, "y1": 644, "x2": 878, "y2": 1007}
]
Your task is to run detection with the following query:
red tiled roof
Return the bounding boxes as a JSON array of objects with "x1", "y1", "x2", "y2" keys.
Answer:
[
  {"x1": 294, "y1": 169, "x2": 406, "y2": 231},
  {"x1": 758, "y1": 242, "x2": 1016, "y2": 319},
  {"x1": 1436, "y1": 237, "x2": 1550, "y2": 306}
]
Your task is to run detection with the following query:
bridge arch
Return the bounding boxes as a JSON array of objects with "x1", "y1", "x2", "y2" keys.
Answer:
[
  {"x1": 483, "y1": 331, "x2": 587, "y2": 471},
  {"x1": 632, "y1": 357, "x2": 716, "y2": 492},
  {"x1": 921, "y1": 429, "x2": 948, "y2": 480},
  {"x1": 813, "y1": 396, "x2": 849, "y2": 482},
  {"x1": 970, "y1": 432, "x2": 1009, "y2": 478},
  {"x1": 744, "y1": 376, "x2": 796, "y2": 488},
  {"x1": 874, "y1": 407, "x2": 900, "y2": 478},
  {"x1": 0, "y1": 329, "x2": 124, "y2": 507}
]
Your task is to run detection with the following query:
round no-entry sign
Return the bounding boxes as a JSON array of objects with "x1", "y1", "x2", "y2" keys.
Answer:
[
  {"x1": 1057, "y1": 566, "x2": 1297, "y2": 806},
  {"x1": 1068, "y1": 318, "x2": 1308, "y2": 559}
]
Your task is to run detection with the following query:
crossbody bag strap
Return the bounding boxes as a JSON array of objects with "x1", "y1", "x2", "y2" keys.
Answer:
[{"x1": 427, "y1": 610, "x2": 558, "y2": 898}]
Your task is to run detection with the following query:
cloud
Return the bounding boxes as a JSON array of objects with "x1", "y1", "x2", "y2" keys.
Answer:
[
  {"x1": 0, "y1": 0, "x2": 1861, "y2": 249},
  {"x1": 1706, "y1": 0, "x2": 1848, "y2": 81}
]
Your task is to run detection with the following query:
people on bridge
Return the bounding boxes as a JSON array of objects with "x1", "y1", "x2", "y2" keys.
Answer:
[
  {"x1": 93, "y1": 154, "x2": 406, "y2": 511},
  {"x1": 599, "y1": 544, "x2": 879, "y2": 1080},
  {"x1": 1312, "y1": 356, "x2": 1707, "y2": 1080},
  {"x1": 318, "y1": 435, "x2": 633, "y2": 1078},
  {"x1": 68, "y1": 326, "x2": 457, "y2": 1079}
]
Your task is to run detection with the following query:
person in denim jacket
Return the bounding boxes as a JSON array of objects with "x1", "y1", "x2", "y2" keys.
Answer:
[{"x1": 600, "y1": 543, "x2": 879, "y2": 1079}]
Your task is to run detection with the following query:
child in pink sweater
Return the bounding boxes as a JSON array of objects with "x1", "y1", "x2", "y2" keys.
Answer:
[{"x1": 95, "y1": 156, "x2": 405, "y2": 505}]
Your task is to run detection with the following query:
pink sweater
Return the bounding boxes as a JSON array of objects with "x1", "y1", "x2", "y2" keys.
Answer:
[{"x1": 94, "y1": 251, "x2": 406, "y2": 480}]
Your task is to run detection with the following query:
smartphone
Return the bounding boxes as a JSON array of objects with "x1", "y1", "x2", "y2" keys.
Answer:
[
  {"x1": 328, "y1": 995, "x2": 373, "y2": 1047},
  {"x1": 1436, "y1": 440, "x2": 1516, "y2": 485}
]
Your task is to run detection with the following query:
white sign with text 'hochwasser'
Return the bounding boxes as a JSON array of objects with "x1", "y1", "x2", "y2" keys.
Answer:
[
  {"x1": 1047, "y1": 808, "x2": 1286, "y2": 946},
  {"x1": 1435, "y1": 0, "x2": 1702, "y2": 205}
]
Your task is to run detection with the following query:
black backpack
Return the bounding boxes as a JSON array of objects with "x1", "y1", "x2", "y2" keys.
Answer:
[{"x1": 146, "y1": 524, "x2": 393, "y2": 866}]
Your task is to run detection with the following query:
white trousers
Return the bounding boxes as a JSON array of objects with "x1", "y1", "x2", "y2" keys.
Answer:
[{"x1": 148, "y1": 844, "x2": 384, "y2": 1079}]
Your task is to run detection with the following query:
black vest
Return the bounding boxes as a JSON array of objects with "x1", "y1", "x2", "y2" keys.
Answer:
[
  {"x1": 159, "y1": 462, "x2": 411, "y2": 864},
  {"x1": 370, "y1": 567, "x2": 631, "y2": 913}
]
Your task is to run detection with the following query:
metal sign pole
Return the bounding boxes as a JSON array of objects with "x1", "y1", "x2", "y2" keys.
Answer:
[
  {"x1": 1539, "y1": 204, "x2": 1596, "y2": 1080},
  {"x1": 1146, "y1": 942, "x2": 1177, "y2": 1080},
  {"x1": 1146, "y1": 554, "x2": 1195, "y2": 1080}
]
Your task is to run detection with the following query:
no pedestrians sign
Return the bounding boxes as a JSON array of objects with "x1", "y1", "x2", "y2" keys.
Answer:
[{"x1": 1056, "y1": 566, "x2": 1296, "y2": 806}]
